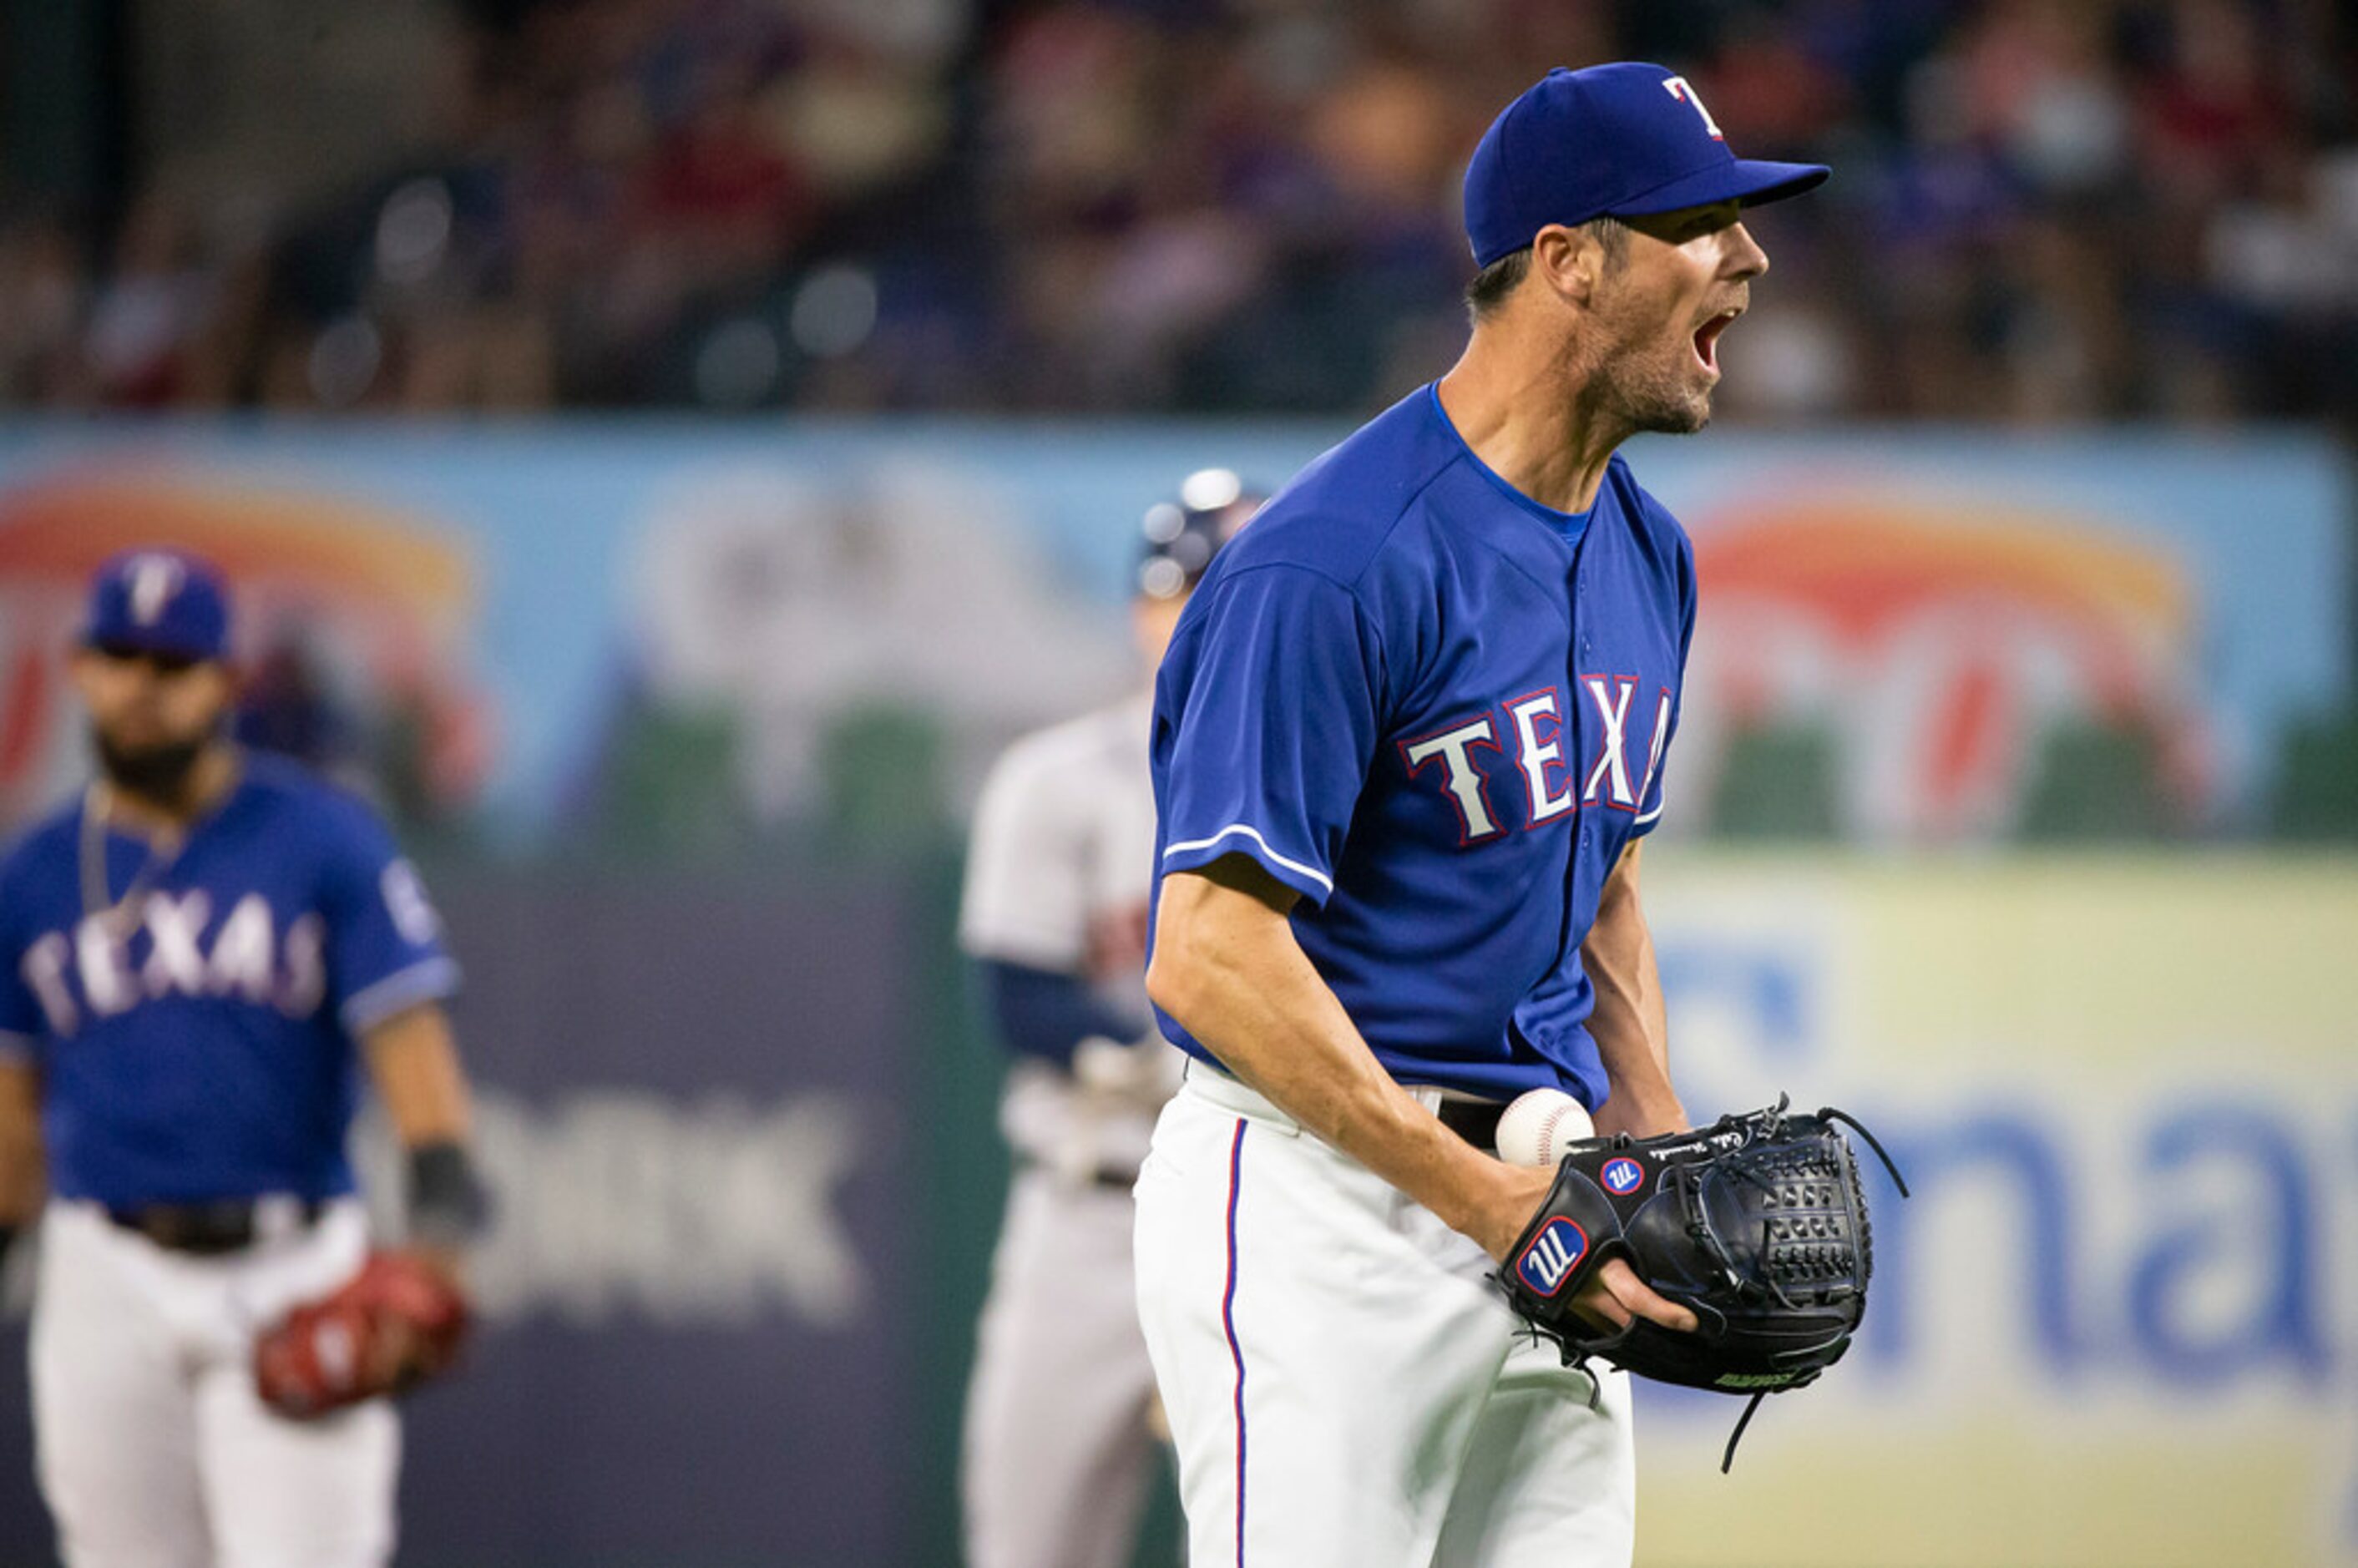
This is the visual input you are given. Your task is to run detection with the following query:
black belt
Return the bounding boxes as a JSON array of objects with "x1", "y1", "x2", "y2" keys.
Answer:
[
  {"x1": 1189, "y1": 1059, "x2": 1508, "y2": 1156},
  {"x1": 1435, "y1": 1097, "x2": 1506, "y2": 1153},
  {"x1": 106, "y1": 1198, "x2": 323, "y2": 1256}
]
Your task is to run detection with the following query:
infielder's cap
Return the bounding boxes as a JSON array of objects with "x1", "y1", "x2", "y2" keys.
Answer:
[
  {"x1": 1464, "y1": 63, "x2": 1829, "y2": 268},
  {"x1": 1137, "y1": 469, "x2": 1265, "y2": 600},
  {"x1": 82, "y1": 547, "x2": 232, "y2": 663}
]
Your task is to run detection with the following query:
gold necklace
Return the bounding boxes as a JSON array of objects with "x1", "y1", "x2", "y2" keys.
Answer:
[{"x1": 78, "y1": 781, "x2": 183, "y2": 940}]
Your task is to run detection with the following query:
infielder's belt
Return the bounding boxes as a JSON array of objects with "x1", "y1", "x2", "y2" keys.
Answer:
[
  {"x1": 106, "y1": 1197, "x2": 324, "y2": 1255},
  {"x1": 1018, "y1": 1156, "x2": 1140, "y2": 1192}
]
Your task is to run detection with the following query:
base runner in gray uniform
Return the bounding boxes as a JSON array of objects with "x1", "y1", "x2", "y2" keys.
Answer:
[{"x1": 959, "y1": 473, "x2": 1262, "y2": 1568}]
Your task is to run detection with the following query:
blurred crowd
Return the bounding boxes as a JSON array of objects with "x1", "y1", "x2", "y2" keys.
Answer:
[{"x1": 1, "y1": 0, "x2": 2352, "y2": 424}]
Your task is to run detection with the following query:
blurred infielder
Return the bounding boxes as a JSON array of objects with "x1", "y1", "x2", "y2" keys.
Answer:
[
  {"x1": 0, "y1": 549, "x2": 490, "y2": 1568},
  {"x1": 1137, "y1": 66, "x2": 1827, "y2": 1564},
  {"x1": 959, "y1": 473, "x2": 1262, "y2": 1568}
]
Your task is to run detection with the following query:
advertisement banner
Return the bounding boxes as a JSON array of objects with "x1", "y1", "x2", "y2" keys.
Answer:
[
  {"x1": 0, "y1": 422, "x2": 2345, "y2": 847},
  {"x1": 389, "y1": 872, "x2": 923, "y2": 1565},
  {"x1": 1636, "y1": 853, "x2": 2358, "y2": 1568}
]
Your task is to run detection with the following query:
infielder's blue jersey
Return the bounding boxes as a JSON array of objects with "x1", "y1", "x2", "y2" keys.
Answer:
[
  {"x1": 1150, "y1": 385, "x2": 1696, "y2": 1107},
  {"x1": 0, "y1": 755, "x2": 458, "y2": 1206}
]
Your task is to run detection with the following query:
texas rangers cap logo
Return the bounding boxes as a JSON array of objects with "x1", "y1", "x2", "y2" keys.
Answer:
[
  {"x1": 1515, "y1": 1217, "x2": 1588, "y2": 1297},
  {"x1": 126, "y1": 553, "x2": 186, "y2": 625},
  {"x1": 1602, "y1": 1156, "x2": 1645, "y2": 1196}
]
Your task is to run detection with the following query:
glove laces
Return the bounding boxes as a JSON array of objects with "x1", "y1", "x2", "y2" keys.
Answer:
[
  {"x1": 1721, "y1": 1390, "x2": 1768, "y2": 1473},
  {"x1": 1817, "y1": 1105, "x2": 1910, "y2": 1197}
]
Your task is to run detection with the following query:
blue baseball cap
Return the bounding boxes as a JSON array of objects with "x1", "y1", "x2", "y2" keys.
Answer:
[
  {"x1": 82, "y1": 548, "x2": 233, "y2": 662},
  {"x1": 1465, "y1": 63, "x2": 1829, "y2": 268}
]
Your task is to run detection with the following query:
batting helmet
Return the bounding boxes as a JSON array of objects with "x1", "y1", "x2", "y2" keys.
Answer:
[{"x1": 1137, "y1": 468, "x2": 1266, "y2": 600}]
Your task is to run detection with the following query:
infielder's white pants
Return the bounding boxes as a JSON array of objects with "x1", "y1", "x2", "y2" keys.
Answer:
[
  {"x1": 1135, "y1": 1069, "x2": 1635, "y2": 1568},
  {"x1": 32, "y1": 1199, "x2": 399, "y2": 1568},
  {"x1": 963, "y1": 1165, "x2": 1163, "y2": 1568}
]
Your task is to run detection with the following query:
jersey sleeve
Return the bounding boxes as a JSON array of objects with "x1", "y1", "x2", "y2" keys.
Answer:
[
  {"x1": 1632, "y1": 534, "x2": 1699, "y2": 836},
  {"x1": 316, "y1": 797, "x2": 461, "y2": 1035},
  {"x1": 976, "y1": 958, "x2": 1141, "y2": 1067},
  {"x1": 1153, "y1": 565, "x2": 1384, "y2": 907},
  {"x1": 959, "y1": 738, "x2": 1091, "y2": 971}
]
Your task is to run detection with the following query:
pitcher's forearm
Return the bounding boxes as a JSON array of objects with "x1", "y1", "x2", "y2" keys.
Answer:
[
  {"x1": 1583, "y1": 842, "x2": 1685, "y2": 1137},
  {"x1": 1148, "y1": 867, "x2": 1515, "y2": 1242}
]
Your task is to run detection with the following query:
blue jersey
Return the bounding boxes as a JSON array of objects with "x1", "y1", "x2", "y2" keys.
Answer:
[
  {"x1": 1149, "y1": 384, "x2": 1696, "y2": 1108},
  {"x1": 0, "y1": 754, "x2": 459, "y2": 1206}
]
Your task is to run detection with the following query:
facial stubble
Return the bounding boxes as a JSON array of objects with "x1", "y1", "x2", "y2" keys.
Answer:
[{"x1": 92, "y1": 723, "x2": 216, "y2": 811}]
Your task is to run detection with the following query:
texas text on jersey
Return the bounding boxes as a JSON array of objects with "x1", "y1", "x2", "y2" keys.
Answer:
[{"x1": 0, "y1": 752, "x2": 458, "y2": 1208}]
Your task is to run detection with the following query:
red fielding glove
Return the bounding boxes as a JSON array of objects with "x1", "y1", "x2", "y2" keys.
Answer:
[{"x1": 253, "y1": 1250, "x2": 471, "y2": 1419}]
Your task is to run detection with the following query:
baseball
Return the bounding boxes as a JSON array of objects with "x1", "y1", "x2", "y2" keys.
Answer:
[{"x1": 1493, "y1": 1088, "x2": 1596, "y2": 1167}]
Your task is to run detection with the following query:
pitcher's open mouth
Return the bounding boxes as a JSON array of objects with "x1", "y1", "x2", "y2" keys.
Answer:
[{"x1": 1693, "y1": 308, "x2": 1741, "y2": 372}]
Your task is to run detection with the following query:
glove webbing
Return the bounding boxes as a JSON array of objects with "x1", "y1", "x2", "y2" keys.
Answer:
[{"x1": 1708, "y1": 1100, "x2": 1909, "y2": 1470}]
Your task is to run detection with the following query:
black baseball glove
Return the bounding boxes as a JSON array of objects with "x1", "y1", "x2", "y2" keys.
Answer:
[{"x1": 1497, "y1": 1095, "x2": 1906, "y2": 1469}]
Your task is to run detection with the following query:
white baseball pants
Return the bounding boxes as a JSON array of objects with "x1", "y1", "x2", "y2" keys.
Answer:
[
  {"x1": 962, "y1": 1164, "x2": 1164, "y2": 1568},
  {"x1": 31, "y1": 1198, "x2": 399, "y2": 1568},
  {"x1": 1134, "y1": 1068, "x2": 1635, "y2": 1568}
]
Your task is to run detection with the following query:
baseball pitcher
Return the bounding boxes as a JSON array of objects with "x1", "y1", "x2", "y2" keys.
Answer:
[{"x1": 1136, "y1": 65, "x2": 1834, "y2": 1565}]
